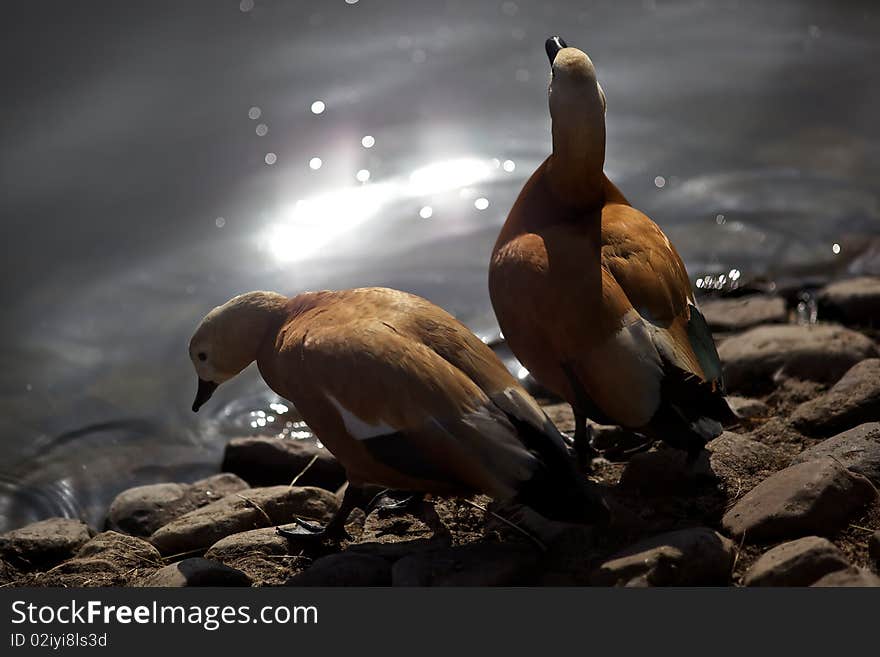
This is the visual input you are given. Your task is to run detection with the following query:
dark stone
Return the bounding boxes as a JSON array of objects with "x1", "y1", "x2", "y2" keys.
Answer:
[
  {"x1": 721, "y1": 457, "x2": 877, "y2": 543},
  {"x1": 222, "y1": 436, "x2": 345, "y2": 489},
  {"x1": 391, "y1": 541, "x2": 541, "y2": 586},
  {"x1": 869, "y1": 531, "x2": 880, "y2": 568},
  {"x1": 818, "y1": 277, "x2": 880, "y2": 326},
  {"x1": 791, "y1": 422, "x2": 880, "y2": 485},
  {"x1": 590, "y1": 528, "x2": 735, "y2": 587},
  {"x1": 286, "y1": 552, "x2": 392, "y2": 586},
  {"x1": 139, "y1": 558, "x2": 251, "y2": 587},
  {"x1": 717, "y1": 324, "x2": 878, "y2": 393},
  {"x1": 0, "y1": 518, "x2": 93, "y2": 570},
  {"x1": 149, "y1": 485, "x2": 339, "y2": 556},
  {"x1": 743, "y1": 536, "x2": 850, "y2": 586},
  {"x1": 106, "y1": 473, "x2": 249, "y2": 537},
  {"x1": 791, "y1": 361, "x2": 880, "y2": 437},
  {"x1": 699, "y1": 295, "x2": 787, "y2": 332}
]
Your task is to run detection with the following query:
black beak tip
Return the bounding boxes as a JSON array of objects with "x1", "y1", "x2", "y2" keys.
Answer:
[
  {"x1": 192, "y1": 378, "x2": 218, "y2": 413},
  {"x1": 545, "y1": 35, "x2": 568, "y2": 64}
]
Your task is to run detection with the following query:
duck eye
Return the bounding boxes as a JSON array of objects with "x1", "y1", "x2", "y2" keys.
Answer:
[{"x1": 198, "y1": 352, "x2": 207, "y2": 362}]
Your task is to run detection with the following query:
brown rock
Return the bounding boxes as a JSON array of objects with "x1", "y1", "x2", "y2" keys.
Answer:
[
  {"x1": 287, "y1": 552, "x2": 392, "y2": 586},
  {"x1": 106, "y1": 473, "x2": 249, "y2": 537},
  {"x1": 700, "y1": 295, "x2": 787, "y2": 332},
  {"x1": 791, "y1": 423, "x2": 880, "y2": 486},
  {"x1": 590, "y1": 528, "x2": 735, "y2": 587},
  {"x1": 791, "y1": 361, "x2": 880, "y2": 437},
  {"x1": 149, "y1": 486, "x2": 338, "y2": 556},
  {"x1": 717, "y1": 324, "x2": 878, "y2": 393},
  {"x1": 810, "y1": 567, "x2": 880, "y2": 587},
  {"x1": 222, "y1": 436, "x2": 345, "y2": 489},
  {"x1": 35, "y1": 531, "x2": 163, "y2": 587},
  {"x1": 619, "y1": 448, "x2": 715, "y2": 492},
  {"x1": 391, "y1": 541, "x2": 540, "y2": 586},
  {"x1": 721, "y1": 457, "x2": 877, "y2": 543},
  {"x1": 204, "y1": 527, "x2": 308, "y2": 586},
  {"x1": 139, "y1": 558, "x2": 251, "y2": 587},
  {"x1": 0, "y1": 518, "x2": 92, "y2": 570},
  {"x1": 743, "y1": 536, "x2": 850, "y2": 586},
  {"x1": 818, "y1": 276, "x2": 880, "y2": 326}
]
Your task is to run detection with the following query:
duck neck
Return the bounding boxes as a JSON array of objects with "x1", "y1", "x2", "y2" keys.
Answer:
[{"x1": 547, "y1": 119, "x2": 606, "y2": 210}]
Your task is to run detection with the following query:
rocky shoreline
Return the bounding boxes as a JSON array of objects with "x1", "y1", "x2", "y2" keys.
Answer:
[{"x1": 2, "y1": 276, "x2": 879, "y2": 587}]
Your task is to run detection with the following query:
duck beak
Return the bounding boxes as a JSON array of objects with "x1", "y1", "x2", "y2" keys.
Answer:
[
  {"x1": 192, "y1": 378, "x2": 218, "y2": 412},
  {"x1": 545, "y1": 35, "x2": 568, "y2": 65}
]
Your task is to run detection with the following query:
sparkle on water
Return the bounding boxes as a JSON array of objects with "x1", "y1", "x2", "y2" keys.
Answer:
[
  {"x1": 310, "y1": 100, "x2": 326, "y2": 115},
  {"x1": 419, "y1": 205, "x2": 433, "y2": 219},
  {"x1": 264, "y1": 152, "x2": 277, "y2": 165},
  {"x1": 654, "y1": 175, "x2": 666, "y2": 188},
  {"x1": 215, "y1": 217, "x2": 226, "y2": 228},
  {"x1": 356, "y1": 169, "x2": 370, "y2": 183},
  {"x1": 474, "y1": 197, "x2": 489, "y2": 210},
  {"x1": 255, "y1": 123, "x2": 268, "y2": 136},
  {"x1": 361, "y1": 135, "x2": 375, "y2": 148},
  {"x1": 247, "y1": 106, "x2": 261, "y2": 120},
  {"x1": 309, "y1": 157, "x2": 323, "y2": 170}
]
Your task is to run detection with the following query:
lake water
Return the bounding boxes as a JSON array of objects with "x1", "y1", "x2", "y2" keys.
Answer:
[{"x1": 1, "y1": 0, "x2": 879, "y2": 532}]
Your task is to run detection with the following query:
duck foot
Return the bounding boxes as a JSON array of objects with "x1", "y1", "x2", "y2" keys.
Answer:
[{"x1": 276, "y1": 483, "x2": 365, "y2": 546}]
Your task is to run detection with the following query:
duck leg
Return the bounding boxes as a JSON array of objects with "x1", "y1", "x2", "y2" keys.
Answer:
[
  {"x1": 573, "y1": 412, "x2": 598, "y2": 471},
  {"x1": 276, "y1": 483, "x2": 365, "y2": 543}
]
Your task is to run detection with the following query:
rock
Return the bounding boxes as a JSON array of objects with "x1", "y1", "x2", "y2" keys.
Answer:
[
  {"x1": 0, "y1": 559, "x2": 18, "y2": 585},
  {"x1": 149, "y1": 485, "x2": 339, "y2": 556},
  {"x1": 791, "y1": 423, "x2": 880, "y2": 486},
  {"x1": 0, "y1": 518, "x2": 92, "y2": 570},
  {"x1": 287, "y1": 552, "x2": 391, "y2": 586},
  {"x1": 106, "y1": 473, "x2": 249, "y2": 537},
  {"x1": 717, "y1": 324, "x2": 878, "y2": 393},
  {"x1": 33, "y1": 532, "x2": 163, "y2": 587},
  {"x1": 392, "y1": 541, "x2": 541, "y2": 586},
  {"x1": 869, "y1": 531, "x2": 880, "y2": 567},
  {"x1": 139, "y1": 558, "x2": 251, "y2": 587},
  {"x1": 810, "y1": 567, "x2": 880, "y2": 587},
  {"x1": 721, "y1": 457, "x2": 877, "y2": 543},
  {"x1": 726, "y1": 396, "x2": 770, "y2": 420},
  {"x1": 791, "y1": 361, "x2": 880, "y2": 437},
  {"x1": 542, "y1": 403, "x2": 648, "y2": 456},
  {"x1": 619, "y1": 448, "x2": 715, "y2": 492},
  {"x1": 818, "y1": 276, "x2": 880, "y2": 326},
  {"x1": 743, "y1": 536, "x2": 850, "y2": 586},
  {"x1": 222, "y1": 436, "x2": 345, "y2": 489},
  {"x1": 590, "y1": 528, "x2": 735, "y2": 587},
  {"x1": 619, "y1": 432, "x2": 782, "y2": 492},
  {"x1": 204, "y1": 527, "x2": 309, "y2": 586},
  {"x1": 699, "y1": 295, "x2": 787, "y2": 332}
]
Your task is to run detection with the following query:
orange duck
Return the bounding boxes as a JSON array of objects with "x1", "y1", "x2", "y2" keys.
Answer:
[
  {"x1": 489, "y1": 37, "x2": 733, "y2": 469},
  {"x1": 189, "y1": 287, "x2": 608, "y2": 540}
]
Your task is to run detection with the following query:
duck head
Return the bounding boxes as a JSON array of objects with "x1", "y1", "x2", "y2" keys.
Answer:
[
  {"x1": 188, "y1": 291, "x2": 288, "y2": 412},
  {"x1": 545, "y1": 36, "x2": 606, "y2": 192}
]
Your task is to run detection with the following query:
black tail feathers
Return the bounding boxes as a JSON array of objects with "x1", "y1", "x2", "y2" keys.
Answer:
[{"x1": 506, "y1": 414, "x2": 610, "y2": 526}]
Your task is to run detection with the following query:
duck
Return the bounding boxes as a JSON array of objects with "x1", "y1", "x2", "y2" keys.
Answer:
[
  {"x1": 489, "y1": 36, "x2": 734, "y2": 469},
  {"x1": 188, "y1": 286, "x2": 608, "y2": 540}
]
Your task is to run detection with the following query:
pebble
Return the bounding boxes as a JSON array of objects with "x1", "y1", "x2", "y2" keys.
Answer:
[
  {"x1": 699, "y1": 295, "x2": 787, "y2": 332},
  {"x1": 791, "y1": 360, "x2": 880, "y2": 437},
  {"x1": 721, "y1": 457, "x2": 877, "y2": 543},
  {"x1": 139, "y1": 557, "x2": 251, "y2": 587},
  {"x1": 869, "y1": 531, "x2": 880, "y2": 567},
  {"x1": 0, "y1": 518, "x2": 92, "y2": 570},
  {"x1": 106, "y1": 473, "x2": 249, "y2": 537},
  {"x1": 222, "y1": 436, "x2": 345, "y2": 489},
  {"x1": 717, "y1": 324, "x2": 878, "y2": 393},
  {"x1": 743, "y1": 536, "x2": 850, "y2": 586},
  {"x1": 149, "y1": 485, "x2": 339, "y2": 556},
  {"x1": 817, "y1": 276, "x2": 880, "y2": 326},
  {"x1": 590, "y1": 527, "x2": 735, "y2": 587}
]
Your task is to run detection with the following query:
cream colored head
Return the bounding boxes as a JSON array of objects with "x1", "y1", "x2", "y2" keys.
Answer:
[
  {"x1": 546, "y1": 37, "x2": 606, "y2": 173},
  {"x1": 188, "y1": 291, "x2": 288, "y2": 411}
]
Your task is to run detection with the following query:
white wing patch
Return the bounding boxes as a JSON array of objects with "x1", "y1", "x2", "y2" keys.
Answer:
[{"x1": 326, "y1": 394, "x2": 394, "y2": 440}]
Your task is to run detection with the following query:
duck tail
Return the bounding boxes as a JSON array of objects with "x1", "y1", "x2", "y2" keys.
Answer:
[{"x1": 506, "y1": 415, "x2": 610, "y2": 526}]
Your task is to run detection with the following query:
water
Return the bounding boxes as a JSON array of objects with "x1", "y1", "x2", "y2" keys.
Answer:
[{"x1": 1, "y1": 0, "x2": 879, "y2": 532}]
